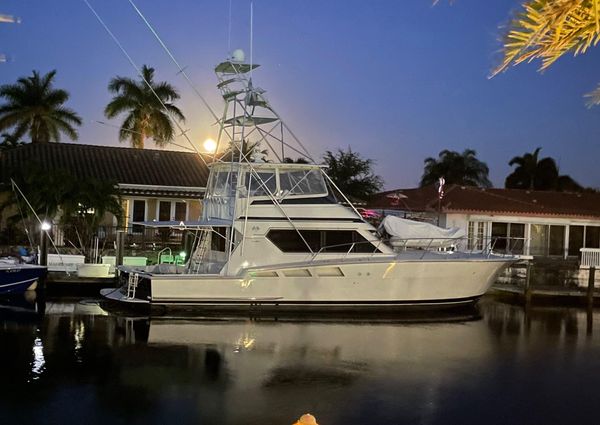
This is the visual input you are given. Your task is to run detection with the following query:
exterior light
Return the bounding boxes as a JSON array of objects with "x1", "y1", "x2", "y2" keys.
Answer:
[
  {"x1": 41, "y1": 221, "x2": 51, "y2": 231},
  {"x1": 203, "y1": 138, "x2": 217, "y2": 153},
  {"x1": 179, "y1": 251, "x2": 187, "y2": 258}
]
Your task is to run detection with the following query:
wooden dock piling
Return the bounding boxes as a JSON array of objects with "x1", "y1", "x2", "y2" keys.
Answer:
[
  {"x1": 116, "y1": 230, "x2": 125, "y2": 269},
  {"x1": 524, "y1": 260, "x2": 532, "y2": 305},
  {"x1": 588, "y1": 266, "x2": 596, "y2": 307},
  {"x1": 39, "y1": 229, "x2": 48, "y2": 267}
]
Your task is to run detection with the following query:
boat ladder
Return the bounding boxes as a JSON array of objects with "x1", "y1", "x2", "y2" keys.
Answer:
[
  {"x1": 126, "y1": 272, "x2": 139, "y2": 299},
  {"x1": 191, "y1": 229, "x2": 211, "y2": 273}
]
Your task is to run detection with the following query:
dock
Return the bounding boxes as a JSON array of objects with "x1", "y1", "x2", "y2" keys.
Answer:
[{"x1": 44, "y1": 272, "x2": 118, "y2": 296}]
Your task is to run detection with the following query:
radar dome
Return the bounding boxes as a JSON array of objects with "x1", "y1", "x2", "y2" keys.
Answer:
[{"x1": 231, "y1": 49, "x2": 245, "y2": 62}]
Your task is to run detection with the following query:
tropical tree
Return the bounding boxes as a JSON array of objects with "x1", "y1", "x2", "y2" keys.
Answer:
[
  {"x1": 492, "y1": 1, "x2": 600, "y2": 104},
  {"x1": 0, "y1": 132, "x2": 24, "y2": 151},
  {"x1": 220, "y1": 140, "x2": 269, "y2": 162},
  {"x1": 505, "y1": 147, "x2": 583, "y2": 191},
  {"x1": 0, "y1": 70, "x2": 82, "y2": 143},
  {"x1": 420, "y1": 149, "x2": 491, "y2": 188},
  {"x1": 1, "y1": 163, "x2": 123, "y2": 260},
  {"x1": 323, "y1": 148, "x2": 383, "y2": 201},
  {"x1": 283, "y1": 157, "x2": 309, "y2": 164},
  {"x1": 105, "y1": 65, "x2": 185, "y2": 149}
]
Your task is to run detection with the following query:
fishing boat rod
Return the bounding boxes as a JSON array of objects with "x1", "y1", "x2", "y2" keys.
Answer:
[
  {"x1": 82, "y1": 0, "x2": 210, "y2": 167},
  {"x1": 10, "y1": 179, "x2": 67, "y2": 271},
  {"x1": 126, "y1": 0, "x2": 235, "y2": 161},
  {"x1": 93, "y1": 120, "x2": 196, "y2": 152}
]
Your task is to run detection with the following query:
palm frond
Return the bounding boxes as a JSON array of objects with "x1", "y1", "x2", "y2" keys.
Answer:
[{"x1": 494, "y1": 0, "x2": 600, "y2": 76}]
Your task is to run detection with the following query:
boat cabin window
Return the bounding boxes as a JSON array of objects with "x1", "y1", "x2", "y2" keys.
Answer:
[
  {"x1": 266, "y1": 229, "x2": 381, "y2": 253},
  {"x1": 210, "y1": 171, "x2": 238, "y2": 197},
  {"x1": 244, "y1": 171, "x2": 277, "y2": 197},
  {"x1": 279, "y1": 169, "x2": 327, "y2": 197}
]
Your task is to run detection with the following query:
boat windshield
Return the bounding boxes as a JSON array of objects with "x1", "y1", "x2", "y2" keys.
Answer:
[
  {"x1": 279, "y1": 168, "x2": 327, "y2": 197},
  {"x1": 206, "y1": 164, "x2": 328, "y2": 199},
  {"x1": 244, "y1": 171, "x2": 277, "y2": 197},
  {"x1": 208, "y1": 169, "x2": 238, "y2": 197}
]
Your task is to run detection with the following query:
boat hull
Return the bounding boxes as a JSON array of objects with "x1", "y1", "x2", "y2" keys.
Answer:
[
  {"x1": 102, "y1": 256, "x2": 513, "y2": 311},
  {"x1": 0, "y1": 265, "x2": 47, "y2": 295}
]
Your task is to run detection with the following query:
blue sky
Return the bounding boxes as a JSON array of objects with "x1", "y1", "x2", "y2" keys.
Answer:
[{"x1": 1, "y1": 0, "x2": 600, "y2": 189}]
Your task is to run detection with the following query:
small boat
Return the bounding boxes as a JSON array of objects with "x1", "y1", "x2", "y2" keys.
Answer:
[
  {"x1": 101, "y1": 51, "x2": 516, "y2": 312},
  {"x1": 0, "y1": 262, "x2": 47, "y2": 295}
]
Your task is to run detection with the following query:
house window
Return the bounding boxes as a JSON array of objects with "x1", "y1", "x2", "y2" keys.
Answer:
[
  {"x1": 530, "y1": 224, "x2": 549, "y2": 256},
  {"x1": 131, "y1": 200, "x2": 146, "y2": 234},
  {"x1": 509, "y1": 224, "x2": 525, "y2": 255},
  {"x1": 585, "y1": 226, "x2": 600, "y2": 249},
  {"x1": 490, "y1": 222, "x2": 525, "y2": 255},
  {"x1": 266, "y1": 230, "x2": 380, "y2": 253},
  {"x1": 158, "y1": 201, "x2": 171, "y2": 221},
  {"x1": 157, "y1": 200, "x2": 188, "y2": 222},
  {"x1": 491, "y1": 223, "x2": 508, "y2": 252},
  {"x1": 549, "y1": 225, "x2": 565, "y2": 256},
  {"x1": 468, "y1": 221, "x2": 487, "y2": 250},
  {"x1": 467, "y1": 222, "x2": 475, "y2": 249},
  {"x1": 569, "y1": 225, "x2": 584, "y2": 256},
  {"x1": 174, "y1": 202, "x2": 187, "y2": 221}
]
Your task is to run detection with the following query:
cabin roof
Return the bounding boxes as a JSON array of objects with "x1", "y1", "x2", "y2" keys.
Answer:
[
  {"x1": 369, "y1": 184, "x2": 600, "y2": 220},
  {"x1": 0, "y1": 143, "x2": 211, "y2": 198}
]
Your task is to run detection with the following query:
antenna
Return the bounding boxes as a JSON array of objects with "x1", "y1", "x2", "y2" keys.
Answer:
[
  {"x1": 227, "y1": 0, "x2": 232, "y2": 53},
  {"x1": 250, "y1": 1, "x2": 253, "y2": 80}
]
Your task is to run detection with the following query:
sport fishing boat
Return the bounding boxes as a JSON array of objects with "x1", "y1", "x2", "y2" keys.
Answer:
[
  {"x1": 0, "y1": 261, "x2": 46, "y2": 295},
  {"x1": 101, "y1": 51, "x2": 515, "y2": 311}
]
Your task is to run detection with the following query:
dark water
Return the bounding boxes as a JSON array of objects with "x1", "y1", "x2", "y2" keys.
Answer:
[{"x1": 1, "y1": 296, "x2": 600, "y2": 425}]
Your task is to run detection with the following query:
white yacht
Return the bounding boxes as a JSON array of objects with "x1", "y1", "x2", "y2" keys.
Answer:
[{"x1": 101, "y1": 52, "x2": 515, "y2": 311}]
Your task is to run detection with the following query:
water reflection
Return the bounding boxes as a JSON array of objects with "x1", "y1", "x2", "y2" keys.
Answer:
[
  {"x1": 1, "y1": 297, "x2": 600, "y2": 425},
  {"x1": 30, "y1": 335, "x2": 45, "y2": 381}
]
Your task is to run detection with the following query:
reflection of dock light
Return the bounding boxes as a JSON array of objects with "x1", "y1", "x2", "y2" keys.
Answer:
[{"x1": 41, "y1": 222, "x2": 51, "y2": 231}]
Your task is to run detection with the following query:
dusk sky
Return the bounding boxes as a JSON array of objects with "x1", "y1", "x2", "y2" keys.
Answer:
[{"x1": 2, "y1": 0, "x2": 600, "y2": 190}]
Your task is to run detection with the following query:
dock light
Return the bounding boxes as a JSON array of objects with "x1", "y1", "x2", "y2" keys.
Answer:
[
  {"x1": 203, "y1": 138, "x2": 217, "y2": 153},
  {"x1": 179, "y1": 251, "x2": 187, "y2": 259},
  {"x1": 40, "y1": 221, "x2": 51, "y2": 231}
]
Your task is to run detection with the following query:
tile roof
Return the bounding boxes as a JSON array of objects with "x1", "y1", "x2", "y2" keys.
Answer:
[
  {"x1": 0, "y1": 143, "x2": 211, "y2": 193},
  {"x1": 369, "y1": 184, "x2": 600, "y2": 219}
]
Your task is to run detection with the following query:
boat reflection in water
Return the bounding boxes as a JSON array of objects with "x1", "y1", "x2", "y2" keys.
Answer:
[{"x1": 2, "y1": 299, "x2": 600, "y2": 425}]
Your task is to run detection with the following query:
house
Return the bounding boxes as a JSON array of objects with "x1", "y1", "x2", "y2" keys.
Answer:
[
  {"x1": 369, "y1": 184, "x2": 600, "y2": 259},
  {"x1": 0, "y1": 143, "x2": 211, "y2": 246}
]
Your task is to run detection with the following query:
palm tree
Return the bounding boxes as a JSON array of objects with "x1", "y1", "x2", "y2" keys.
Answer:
[
  {"x1": 0, "y1": 70, "x2": 82, "y2": 143},
  {"x1": 504, "y1": 147, "x2": 543, "y2": 190},
  {"x1": 1, "y1": 162, "x2": 123, "y2": 260},
  {"x1": 492, "y1": 0, "x2": 600, "y2": 104},
  {"x1": 105, "y1": 65, "x2": 185, "y2": 149},
  {"x1": 505, "y1": 148, "x2": 583, "y2": 191},
  {"x1": 420, "y1": 149, "x2": 491, "y2": 188},
  {"x1": 323, "y1": 148, "x2": 383, "y2": 201}
]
